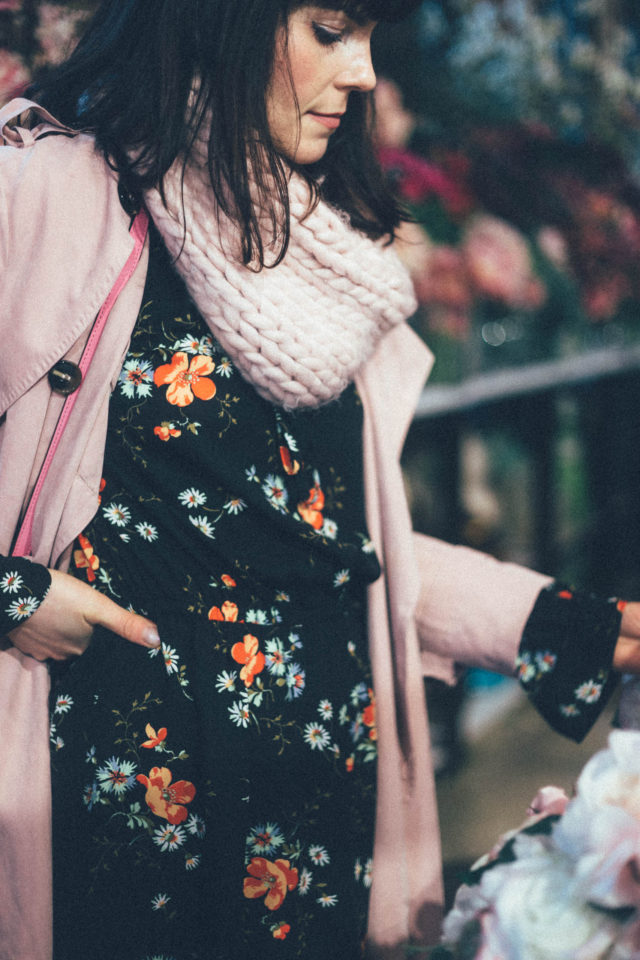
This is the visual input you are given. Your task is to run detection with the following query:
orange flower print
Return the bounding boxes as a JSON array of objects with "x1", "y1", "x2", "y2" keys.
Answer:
[
  {"x1": 297, "y1": 483, "x2": 325, "y2": 530},
  {"x1": 141, "y1": 723, "x2": 168, "y2": 749},
  {"x1": 73, "y1": 533, "x2": 99, "y2": 583},
  {"x1": 154, "y1": 423, "x2": 182, "y2": 441},
  {"x1": 97, "y1": 477, "x2": 106, "y2": 505},
  {"x1": 272, "y1": 922, "x2": 291, "y2": 940},
  {"x1": 221, "y1": 574, "x2": 237, "y2": 588},
  {"x1": 243, "y1": 857, "x2": 298, "y2": 911},
  {"x1": 208, "y1": 600, "x2": 239, "y2": 622},
  {"x1": 231, "y1": 634, "x2": 265, "y2": 687},
  {"x1": 362, "y1": 689, "x2": 377, "y2": 742},
  {"x1": 153, "y1": 352, "x2": 216, "y2": 406},
  {"x1": 279, "y1": 445, "x2": 300, "y2": 476},
  {"x1": 136, "y1": 766, "x2": 196, "y2": 824}
]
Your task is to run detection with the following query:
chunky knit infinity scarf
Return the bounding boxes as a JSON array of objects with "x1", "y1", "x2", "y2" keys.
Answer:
[{"x1": 144, "y1": 148, "x2": 417, "y2": 409}]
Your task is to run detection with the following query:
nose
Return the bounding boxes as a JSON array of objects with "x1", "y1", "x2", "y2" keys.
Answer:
[{"x1": 337, "y1": 41, "x2": 377, "y2": 93}]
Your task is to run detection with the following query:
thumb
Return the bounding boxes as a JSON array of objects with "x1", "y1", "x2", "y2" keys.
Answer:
[{"x1": 90, "y1": 591, "x2": 161, "y2": 649}]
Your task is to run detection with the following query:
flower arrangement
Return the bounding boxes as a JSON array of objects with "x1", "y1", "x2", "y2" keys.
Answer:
[{"x1": 434, "y1": 729, "x2": 640, "y2": 959}]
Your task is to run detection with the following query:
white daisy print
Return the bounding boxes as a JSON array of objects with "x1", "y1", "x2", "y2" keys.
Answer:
[
  {"x1": 151, "y1": 893, "x2": 171, "y2": 910},
  {"x1": 333, "y1": 569, "x2": 350, "y2": 588},
  {"x1": 575, "y1": 680, "x2": 602, "y2": 704},
  {"x1": 228, "y1": 701, "x2": 251, "y2": 728},
  {"x1": 308, "y1": 844, "x2": 330, "y2": 866},
  {"x1": 216, "y1": 357, "x2": 233, "y2": 377},
  {"x1": 178, "y1": 488, "x2": 207, "y2": 508},
  {"x1": 0, "y1": 571, "x2": 23, "y2": 593},
  {"x1": 318, "y1": 699, "x2": 333, "y2": 720},
  {"x1": 321, "y1": 519, "x2": 338, "y2": 539},
  {"x1": 363, "y1": 858, "x2": 373, "y2": 887},
  {"x1": 54, "y1": 695, "x2": 74, "y2": 715},
  {"x1": 102, "y1": 502, "x2": 131, "y2": 527},
  {"x1": 153, "y1": 824, "x2": 186, "y2": 853},
  {"x1": 262, "y1": 474, "x2": 288, "y2": 512},
  {"x1": 135, "y1": 521, "x2": 158, "y2": 542},
  {"x1": 161, "y1": 643, "x2": 180, "y2": 675},
  {"x1": 185, "y1": 854, "x2": 201, "y2": 871},
  {"x1": 215, "y1": 670, "x2": 237, "y2": 693},
  {"x1": 303, "y1": 723, "x2": 330, "y2": 751},
  {"x1": 245, "y1": 608, "x2": 268, "y2": 625},
  {"x1": 317, "y1": 893, "x2": 338, "y2": 907},
  {"x1": 189, "y1": 515, "x2": 215, "y2": 538},
  {"x1": 223, "y1": 497, "x2": 246, "y2": 515},
  {"x1": 6, "y1": 596, "x2": 39, "y2": 620},
  {"x1": 298, "y1": 866, "x2": 313, "y2": 895},
  {"x1": 186, "y1": 813, "x2": 206, "y2": 838}
]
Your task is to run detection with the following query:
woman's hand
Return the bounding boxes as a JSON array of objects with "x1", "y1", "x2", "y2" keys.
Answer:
[
  {"x1": 613, "y1": 602, "x2": 640, "y2": 673},
  {"x1": 7, "y1": 568, "x2": 160, "y2": 662}
]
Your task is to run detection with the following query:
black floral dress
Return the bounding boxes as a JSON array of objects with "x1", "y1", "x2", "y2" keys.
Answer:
[{"x1": 48, "y1": 226, "x2": 381, "y2": 960}]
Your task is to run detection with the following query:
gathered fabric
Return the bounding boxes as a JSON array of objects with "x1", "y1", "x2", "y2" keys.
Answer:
[{"x1": 144, "y1": 142, "x2": 417, "y2": 409}]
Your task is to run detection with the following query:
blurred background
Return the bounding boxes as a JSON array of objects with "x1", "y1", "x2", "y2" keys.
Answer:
[{"x1": 3, "y1": 0, "x2": 640, "y2": 916}]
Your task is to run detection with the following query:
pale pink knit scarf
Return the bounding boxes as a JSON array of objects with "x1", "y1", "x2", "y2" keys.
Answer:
[{"x1": 144, "y1": 147, "x2": 417, "y2": 409}]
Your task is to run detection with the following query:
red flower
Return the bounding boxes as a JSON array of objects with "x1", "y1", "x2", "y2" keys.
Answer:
[
  {"x1": 221, "y1": 574, "x2": 237, "y2": 588},
  {"x1": 154, "y1": 423, "x2": 182, "y2": 441},
  {"x1": 136, "y1": 766, "x2": 196, "y2": 824},
  {"x1": 154, "y1": 352, "x2": 216, "y2": 406},
  {"x1": 231, "y1": 634, "x2": 265, "y2": 687},
  {"x1": 141, "y1": 723, "x2": 168, "y2": 749},
  {"x1": 73, "y1": 533, "x2": 99, "y2": 583},
  {"x1": 272, "y1": 922, "x2": 291, "y2": 940},
  {"x1": 280, "y1": 446, "x2": 300, "y2": 475},
  {"x1": 297, "y1": 483, "x2": 324, "y2": 530},
  {"x1": 208, "y1": 600, "x2": 239, "y2": 622},
  {"x1": 243, "y1": 858, "x2": 298, "y2": 911}
]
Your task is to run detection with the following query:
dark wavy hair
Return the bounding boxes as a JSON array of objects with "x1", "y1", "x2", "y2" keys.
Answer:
[{"x1": 29, "y1": 0, "x2": 420, "y2": 267}]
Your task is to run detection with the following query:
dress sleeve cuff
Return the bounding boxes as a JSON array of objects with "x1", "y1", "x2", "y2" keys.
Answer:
[
  {"x1": 0, "y1": 556, "x2": 52, "y2": 636},
  {"x1": 516, "y1": 582, "x2": 621, "y2": 742}
]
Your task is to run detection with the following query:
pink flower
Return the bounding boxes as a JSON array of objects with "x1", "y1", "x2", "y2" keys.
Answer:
[{"x1": 463, "y1": 214, "x2": 546, "y2": 310}]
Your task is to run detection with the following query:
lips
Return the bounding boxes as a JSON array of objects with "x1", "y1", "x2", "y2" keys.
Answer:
[{"x1": 308, "y1": 112, "x2": 343, "y2": 130}]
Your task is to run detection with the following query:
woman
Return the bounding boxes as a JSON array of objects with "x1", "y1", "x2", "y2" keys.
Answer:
[{"x1": 2, "y1": 2, "x2": 640, "y2": 959}]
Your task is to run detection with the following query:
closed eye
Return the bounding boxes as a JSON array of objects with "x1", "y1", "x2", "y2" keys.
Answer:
[{"x1": 312, "y1": 21, "x2": 343, "y2": 46}]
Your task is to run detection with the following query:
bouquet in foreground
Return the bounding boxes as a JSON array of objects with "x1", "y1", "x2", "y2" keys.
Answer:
[{"x1": 435, "y1": 730, "x2": 640, "y2": 959}]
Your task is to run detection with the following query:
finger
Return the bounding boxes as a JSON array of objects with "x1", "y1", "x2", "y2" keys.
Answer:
[{"x1": 89, "y1": 591, "x2": 160, "y2": 649}]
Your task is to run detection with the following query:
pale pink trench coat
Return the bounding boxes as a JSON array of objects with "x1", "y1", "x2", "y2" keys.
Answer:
[{"x1": 0, "y1": 126, "x2": 549, "y2": 960}]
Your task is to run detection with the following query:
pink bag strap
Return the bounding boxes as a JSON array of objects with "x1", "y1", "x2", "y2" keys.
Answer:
[
  {"x1": 0, "y1": 97, "x2": 76, "y2": 146},
  {"x1": 12, "y1": 207, "x2": 150, "y2": 558}
]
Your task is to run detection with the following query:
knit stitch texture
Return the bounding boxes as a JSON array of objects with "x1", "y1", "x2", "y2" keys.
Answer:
[{"x1": 145, "y1": 149, "x2": 417, "y2": 409}]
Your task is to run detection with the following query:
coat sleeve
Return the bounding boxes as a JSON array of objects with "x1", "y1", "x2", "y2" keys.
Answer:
[{"x1": 412, "y1": 532, "x2": 552, "y2": 677}]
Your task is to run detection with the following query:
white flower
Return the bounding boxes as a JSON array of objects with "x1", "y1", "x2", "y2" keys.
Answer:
[
  {"x1": 575, "y1": 680, "x2": 603, "y2": 704},
  {"x1": 245, "y1": 608, "x2": 268, "y2": 625},
  {"x1": 102, "y1": 502, "x2": 131, "y2": 527},
  {"x1": 54, "y1": 695, "x2": 74, "y2": 715},
  {"x1": 186, "y1": 813, "x2": 206, "y2": 838},
  {"x1": 363, "y1": 857, "x2": 373, "y2": 888},
  {"x1": 262, "y1": 474, "x2": 288, "y2": 511},
  {"x1": 215, "y1": 670, "x2": 237, "y2": 693},
  {"x1": 185, "y1": 854, "x2": 201, "y2": 870},
  {"x1": 178, "y1": 487, "x2": 207, "y2": 508},
  {"x1": 118, "y1": 358, "x2": 153, "y2": 398},
  {"x1": 216, "y1": 357, "x2": 233, "y2": 377},
  {"x1": 318, "y1": 699, "x2": 333, "y2": 720},
  {"x1": 333, "y1": 569, "x2": 350, "y2": 588},
  {"x1": 6, "y1": 596, "x2": 39, "y2": 620},
  {"x1": 298, "y1": 866, "x2": 312, "y2": 895},
  {"x1": 151, "y1": 892, "x2": 171, "y2": 910},
  {"x1": 303, "y1": 723, "x2": 330, "y2": 751},
  {"x1": 161, "y1": 643, "x2": 180, "y2": 675},
  {"x1": 175, "y1": 335, "x2": 213, "y2": 355},
  {"x1": 245, "y1": 465, "x2": 258, "y2": 482},
  {"x1": 153, "y1": 824, "x2": 186, "y2": 853},
  {"x1": 321, "y1": 519, "x2": 338, "y2": 539},
  {"x1": 0, "y1": 571, "x2": 23, "y2": 593},
  {"x1": 467, "y1": 836, "x2": 619, "y2": 959},
  {"x1": 223, "y1": 497, "x2": 246, "y2": 515},
  {"x1": 96, "y1": 757, "x2": 137, "y2": 795},
  {"x1": 135, "y1": 521, "x2": 158, "y2": 542},
  {"x1": 317, "y1": 893, "x2": 338, "y2": 907},
  {"x1": 189, "y1": 514, "x2": 215, "y2": 538},
  {"x1": 308, "y1": 844, "x2": 330, "y2": 866},
  {"x1": 228, "y1": 701, "x2": 251, "y2": 728}
]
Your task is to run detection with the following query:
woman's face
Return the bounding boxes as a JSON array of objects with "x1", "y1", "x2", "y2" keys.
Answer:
[{"x1": 267, "y1": 5, "x2": 377, "y2": 165}]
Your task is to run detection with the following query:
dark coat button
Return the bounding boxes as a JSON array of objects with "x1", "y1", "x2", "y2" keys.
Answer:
[{"x1": 48, "y1": 360, "x2": 83, "y2": 395}]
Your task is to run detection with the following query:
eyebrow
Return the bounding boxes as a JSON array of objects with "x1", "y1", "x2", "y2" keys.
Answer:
[{"x1": 310, "y1": 3, "x2": 373, "y2": 27}]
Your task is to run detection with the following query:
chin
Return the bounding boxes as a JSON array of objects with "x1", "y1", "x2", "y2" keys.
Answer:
[{"x1": 293, "y1": 142, "x2": 330, "y2": 165}]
